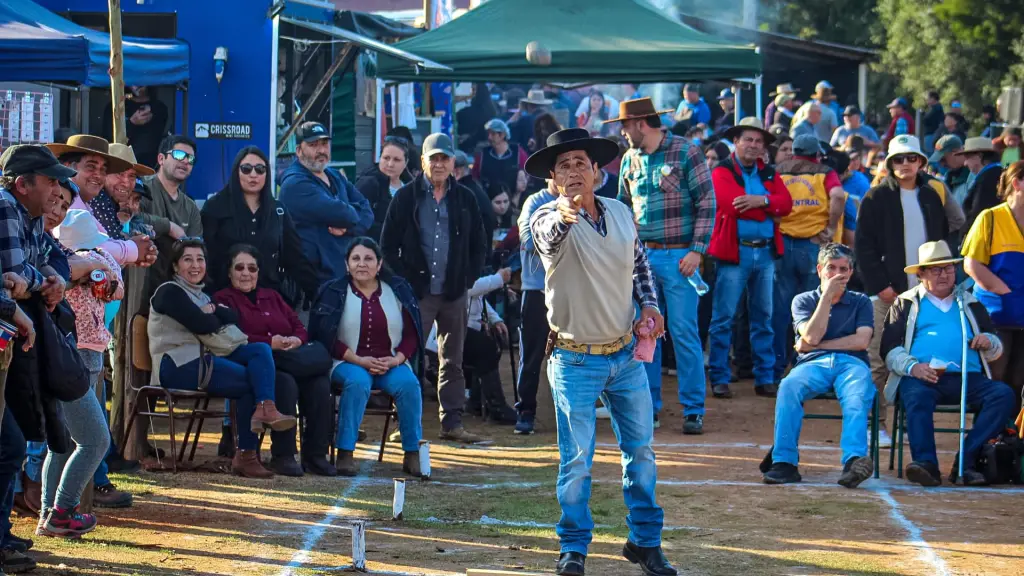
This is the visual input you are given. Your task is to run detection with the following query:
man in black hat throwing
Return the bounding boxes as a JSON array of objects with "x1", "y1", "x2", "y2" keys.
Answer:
[
  {"x1": 528, "y1": 129, "x2": 675, "y2": 576},
  {"x1": 280, "y1": 121, "x2": 373, "y2": 282}
]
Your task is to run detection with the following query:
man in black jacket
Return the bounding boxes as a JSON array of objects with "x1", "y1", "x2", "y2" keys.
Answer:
[
  {"x1": 958, "y1": 137, "x2": 1003, "y2": 233},
  {"x1": 855, "y1": 135, "x2": 948, "y2": 444},
  {"x1": 381, "y1": 133, "x2": 487, "y2": 444}
]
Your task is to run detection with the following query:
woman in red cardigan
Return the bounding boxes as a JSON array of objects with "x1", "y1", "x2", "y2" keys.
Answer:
[{"x1": 214, "y1": 244, "x2": 334, "y2": 477}]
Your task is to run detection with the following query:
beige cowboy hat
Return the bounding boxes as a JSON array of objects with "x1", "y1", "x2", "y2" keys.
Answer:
[
  {"x1": 519, "y1": 89, "x2": 554, "y2": 106},
  {"x1": 904, "y1": 240, "x2": 963, "y2": 274},
  {"x1": 107, "y1": 143, "x2": 155, "y2": 176},
  {"x1": 603, "y1": 97, "x2": 673, "y2": 124},
  {"x1": 723, "y1": 116, "x2": 776, "y2": 146},
  {"x1": 953, "y1": 137, "x2": 996, "y2": 156},
  {"x1": 46, "y1": 135, "x2": 133, "y2": 174},
  {"x1": 769, "y1": 83, "x2": 800, "y2": 97}
]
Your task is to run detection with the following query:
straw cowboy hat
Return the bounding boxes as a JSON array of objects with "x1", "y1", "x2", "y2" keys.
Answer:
[
  {"x1": 954, "y1": 137, "x2": 996, "y2": 156},
  {"x1": 603, "y1": 98, "x2": 672, "y2": 124},
  {"x1": 769, "y1": 83, "x2": 800, "y2": 97},
  {"x1": 904, "y1": 240, "x2": 963, "y2": 274},
  {"x1": 46, "y1": 135, "x2": 133, "y2": 174},
  {"x1": 519, "y1": 89, "x2": 554, "y2": 106},
  {"x1": 524, "y1": 128, "x2": 619, "y2": 179},
  {"x1": 723, "y1": 116, "x2": 776, "y2": 146},
  {"x1": 108, "y1": 143, "x2": 155, "y2": 176}
]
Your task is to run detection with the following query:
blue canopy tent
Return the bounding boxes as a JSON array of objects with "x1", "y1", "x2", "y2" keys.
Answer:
[{"x1": 0, "y1": 0, "x2": 189, "y2": 86}]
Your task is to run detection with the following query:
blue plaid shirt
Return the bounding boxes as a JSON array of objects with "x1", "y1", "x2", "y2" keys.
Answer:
[{"x1": 0, "y1": 188, "x2": 47, "y2": 291}]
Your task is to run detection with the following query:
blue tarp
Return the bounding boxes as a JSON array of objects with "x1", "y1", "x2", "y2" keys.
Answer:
[{"x1": 0, "y1": 0, "x2": 189, "y2": 86}]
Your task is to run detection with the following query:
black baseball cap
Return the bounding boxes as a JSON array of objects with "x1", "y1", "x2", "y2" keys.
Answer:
[
  {"x1": 134, "y1": 177, "x2": 152, "y2": 199},
  {"x1": 0, "y1": 145, "x2": 77, "y2": 180},
  {"x1": 296, "y1": 122, "x2": 330, "y2": 143},
  {"x1": 843, "y1": 105, "x2": 861, "y2": 116}
]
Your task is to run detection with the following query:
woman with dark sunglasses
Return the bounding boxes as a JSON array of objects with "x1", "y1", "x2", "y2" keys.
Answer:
[
  {"x1": 213, "y1": 244, "x2": 335, "y2": 476},
  {"x1": 201, "y1": 146, "x2": 320, "y2": 304}
]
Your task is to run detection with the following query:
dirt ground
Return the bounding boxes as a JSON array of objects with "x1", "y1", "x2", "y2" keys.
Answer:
[{"x1": 14, "y1": 362, "x2": 1024, "y2": 576}]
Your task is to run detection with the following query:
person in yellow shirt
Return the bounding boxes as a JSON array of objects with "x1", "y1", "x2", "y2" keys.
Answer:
[
  {"x1": 962, "y1": 160, "x2": 1024, "y2": 414},
  {"x1": 772, "y1": 134, "x2": 846, "y2": 383}
]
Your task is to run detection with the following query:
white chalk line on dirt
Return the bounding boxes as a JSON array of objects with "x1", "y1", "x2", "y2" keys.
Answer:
[
  {"x1": 277, "y1": 459, "x2": 372, "y2": 576},
  {"x1": 414, "y1": 514, "x2": 706, "y2": 532},
  {"x1": 873, "y1": 487, "x2": 951, "y2": 576}
]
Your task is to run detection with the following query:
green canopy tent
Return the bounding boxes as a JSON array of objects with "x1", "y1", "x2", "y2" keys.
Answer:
[{"x1": 376, "y1": 0, "x2": 760, "y2": 83}]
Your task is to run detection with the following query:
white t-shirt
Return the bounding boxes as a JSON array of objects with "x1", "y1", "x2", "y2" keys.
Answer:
[{"x1": 901, "y1": 187, "x2": 926, "y2": 289}]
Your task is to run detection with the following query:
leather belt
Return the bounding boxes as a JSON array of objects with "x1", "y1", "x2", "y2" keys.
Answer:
[
  {"x1": 643, "y1": 241, "x2": 691, "y2": 250},
  {"x1": 555, "y1": 333, "x2": 633, "y2": 356},
  {"x1": 740, "y1": 239, "x2": 771, "y2": 248}
]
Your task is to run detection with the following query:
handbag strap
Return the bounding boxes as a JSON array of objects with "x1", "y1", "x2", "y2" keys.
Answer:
[{"x1": 197, "y1": 344, "x2": 214, "y2": 391}]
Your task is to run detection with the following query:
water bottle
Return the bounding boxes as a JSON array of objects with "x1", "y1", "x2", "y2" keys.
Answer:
[{"x1": 688, "y1": 270, "x2": 709, "y2": 297}]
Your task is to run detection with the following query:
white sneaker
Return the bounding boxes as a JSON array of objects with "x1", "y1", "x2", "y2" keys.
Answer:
[
  {"x1": 875, "y1": 429, "x2": 892, "y2": 449},
  {"x1": 596, "y1": 407, "x2": 611, "y2": 419}
]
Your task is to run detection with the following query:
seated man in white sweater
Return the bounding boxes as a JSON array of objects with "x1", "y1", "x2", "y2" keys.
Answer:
[{"x1": 527, "y1": 128, "x2": 674, "y2": 576}]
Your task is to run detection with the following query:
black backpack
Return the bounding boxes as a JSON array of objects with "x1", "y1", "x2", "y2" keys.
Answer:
[{"x1": 975, "y1": 432, "x2": 1024, "y2": 485}]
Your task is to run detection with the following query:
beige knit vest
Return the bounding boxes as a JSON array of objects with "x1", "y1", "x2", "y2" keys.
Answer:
[{"x1": 541, "y1": 198, "x2": 636, "y2": 344}]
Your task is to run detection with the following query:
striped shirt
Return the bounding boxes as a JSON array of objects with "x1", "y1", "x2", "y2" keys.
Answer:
[{"x1": 617, "y1": 132, "x2": 716, "y2": 253}]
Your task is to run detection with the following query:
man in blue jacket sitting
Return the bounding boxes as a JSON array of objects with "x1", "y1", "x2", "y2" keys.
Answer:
[{"x1": 280, "y1": 122, "x2": 373, "y2": 281}]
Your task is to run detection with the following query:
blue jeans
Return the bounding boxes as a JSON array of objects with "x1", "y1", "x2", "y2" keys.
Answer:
[
  {"x1": 773, "y1": 237, "x2": 821, "y2": 381},
  {"x1": 644, "y1": 248, "x2": 705, "y2": 416},
  {"x1": 900, "y1": 373, "x2": 1015, "y2": 469},
  {"x1": 772, "y1": 353, "x2": 875, "y2": 466},
  {"x1": 42, "y1": 388, "x2": 110, "y2": 511},
  {"x1": 331, "y1": 362, "x2": 422, "y2": 453},
  {"x1": 0, "y1": 408, "x2": 25, "y2": 546},
  {"x1": 548, "y1": 341, "x2": 663, "y2": 555},
  {"x1": 708, "y1": 245, "x2": 775, "y2": 386},
  {"x1": 159, "y1": 343, "x2": 276, "y2": 451}
]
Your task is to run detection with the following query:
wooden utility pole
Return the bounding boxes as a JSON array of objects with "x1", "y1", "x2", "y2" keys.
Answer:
[{"x1": 108, "y1": 0, "x2": 126, "y2": 144}]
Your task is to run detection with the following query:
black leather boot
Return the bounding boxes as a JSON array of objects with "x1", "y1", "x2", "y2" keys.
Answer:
[
  {"x1": 623, "y1": 541, "x2": 677, "y2": 576},
  {"x1": 555, "y1": 551, "x2": 586, "y2": 575}
]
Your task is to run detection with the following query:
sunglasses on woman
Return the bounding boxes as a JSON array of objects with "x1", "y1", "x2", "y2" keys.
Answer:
[
  {"x1": 240, "y1": 163, "x2": 267, "y2": 176},
  {"x1": 165, "y1": 149, "x2": 196, "y2": 165},
  {"x1": 890, "y1": 155, "x2": 919, "y2": 165},
  {"x1": 233, "y1": 263, "x2": 259, "y2": 273}
]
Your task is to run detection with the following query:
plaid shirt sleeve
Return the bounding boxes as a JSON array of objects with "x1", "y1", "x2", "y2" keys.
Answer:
[
  {"x1": 529, "y1": 202, "x2": 571, "y2": 256},
  {"x1": 685, "y1": 144, "x2": 716, "y2": 255},
  {"x1": 633, "y1": 238, "x2": 659, "y2": 310},
  {"x1": 0, "y1": 200, "x2": 44, "y2": 291}
]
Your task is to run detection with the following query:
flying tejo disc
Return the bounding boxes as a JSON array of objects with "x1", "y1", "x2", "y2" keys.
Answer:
[{"x1": 526, "y1": 41, "x2": 552, "y2": 66}]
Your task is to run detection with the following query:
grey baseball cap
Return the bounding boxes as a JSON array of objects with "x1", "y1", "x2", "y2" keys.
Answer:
[
  {"x1": 454, "y1": 150, "x2": 471, "y2": 168},
  {"x1": 792, "y1": 134, "x2": 824, "y2": 157},
  {"x1": 422, "y1": 133, "x2": 455, "y2": 158}
]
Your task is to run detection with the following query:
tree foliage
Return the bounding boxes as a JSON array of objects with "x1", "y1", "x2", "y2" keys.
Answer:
[
  {"x1": 876, "y1": 0, "x2": 1024, "y2": 119},
  {"x1": 759, "y1": 0, "x2": 879, "y2": 48}
]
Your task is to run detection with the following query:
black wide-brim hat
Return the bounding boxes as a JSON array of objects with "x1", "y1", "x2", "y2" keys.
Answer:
[{"x1": 524, "y1": 128, "x2": 621, "y2": 179}]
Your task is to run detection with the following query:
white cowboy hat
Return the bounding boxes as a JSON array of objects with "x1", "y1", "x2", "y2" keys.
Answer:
[
  {"x1": 904, "y1": 240, "x2": 964, "y2": 274},
  {"x1": 55, "y1": 209, "x2": 109, "y2": 251}
]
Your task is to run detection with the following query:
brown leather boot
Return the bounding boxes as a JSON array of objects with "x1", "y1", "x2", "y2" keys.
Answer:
[
  {"x1": 16, "y1": 473, "x2": 41, "y2": 516},
  {"x1": 402, "y1": 451, "x2": 421, "y2": 478},
  {"x1": 232, "y1": 449, "x2": 274, "y2": 479},
  {"x1": 250, "y1": 400, "x2": 297, "y2": 433},
  {"x1": 335, "y1": 450, "x2": 357, "y2": 477}
]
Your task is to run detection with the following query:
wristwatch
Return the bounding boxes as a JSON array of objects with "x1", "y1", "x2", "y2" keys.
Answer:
[{"x1": 763, "y1": 196, "x2": 769, "y2": 206}]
